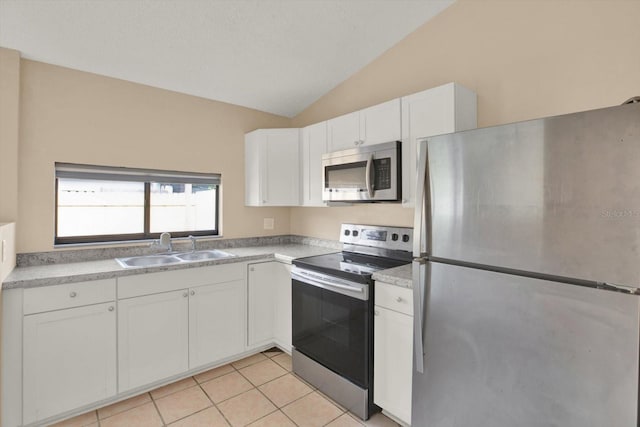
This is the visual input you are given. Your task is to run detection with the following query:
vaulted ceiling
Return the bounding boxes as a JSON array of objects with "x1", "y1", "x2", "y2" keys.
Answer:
[{"x1": 0, "y1": 0, "x2": 454, "y2": 117}]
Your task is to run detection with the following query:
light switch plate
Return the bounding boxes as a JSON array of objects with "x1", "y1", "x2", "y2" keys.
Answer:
[{"x1": 263, "y1": 218, "x2": 275, "y2": 230}]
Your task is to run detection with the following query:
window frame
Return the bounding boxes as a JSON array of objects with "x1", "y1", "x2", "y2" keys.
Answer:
[{"x1": 54, "y1": 163, "x2": 221, "y2": 245}]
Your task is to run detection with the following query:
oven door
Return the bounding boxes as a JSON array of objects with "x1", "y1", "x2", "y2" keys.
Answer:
[{"x1": 291, "y1": 267, "x2": 371, "y2": 388}]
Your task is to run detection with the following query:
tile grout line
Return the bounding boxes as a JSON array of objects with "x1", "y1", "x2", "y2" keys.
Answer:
[
  {"x1": 148, "y1": 390, "x2": 170, "y2": 426},
  {"x1": 196, "y1": 374, "x2": 236, "y2": 427}
]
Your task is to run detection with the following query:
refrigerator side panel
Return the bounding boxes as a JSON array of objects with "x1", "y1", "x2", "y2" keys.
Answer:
[
  {"x1": 412, "y1": 262, "x2": 640, "y2": 427},
  {"x1": 428, "y1": 103, "x2": 640, "y2": 287}
]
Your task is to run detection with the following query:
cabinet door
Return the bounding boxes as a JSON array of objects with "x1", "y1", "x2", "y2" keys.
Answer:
[
  {"x1": 301, "y1": 122, "x2": 328, "y2": 207},
  {"x1": 247, "y1": 262, "x2": 276, "y2": 347},
  {"x1": 273, "y1": 263, "x2": 292, "y2": 351},
  {"x1": 373, "y1": 305, "x2": 413, "y2": 425},
  {"x1": 118, "y1": 290, "x2": 189, "y2": 392},
  {"x1": 360, "y1": 98, "x2": 402, "y2": 146},
  {"x1": 328, "y1": 111, "x2": 360, "y2": 152},
  {"x1": 245, "y1": 130, "x2": 262, "y2": 206},
  {"x1": 401, "y1": 83, "x2": 475, "y2": 207},
  {"x1": 264, "y1": 130, "x2": 300, "y2": 206},
  {"x1": 189, "y1": 280, "x2": 246, "y2": 369},
  {"x1": 23, "y1": 302, "x2": 116, "y2": 424}
]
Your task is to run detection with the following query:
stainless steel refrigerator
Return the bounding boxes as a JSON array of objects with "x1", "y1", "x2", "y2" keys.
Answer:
[{"x1": 412, "y1": 102, "x2": 640, "y2": 427}]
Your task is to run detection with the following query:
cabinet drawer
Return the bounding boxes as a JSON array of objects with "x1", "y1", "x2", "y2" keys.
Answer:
[
  {"x1": 118, "y1": 263, "x2": 244, "y2": 299},
  {"x1": 375, "y1": 281, "x2": 413, "y2": 316},
  {"x1": 24, "y1": 279, "x2": 116, "y2": 315}
]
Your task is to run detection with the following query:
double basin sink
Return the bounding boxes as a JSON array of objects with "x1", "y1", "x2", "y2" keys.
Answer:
[{"x1": 116, "y1": 249, "x2": 236, "y2": 268}]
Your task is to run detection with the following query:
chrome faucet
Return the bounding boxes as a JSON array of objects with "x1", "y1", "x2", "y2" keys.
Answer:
[
  {"x1": 159, "y1": 232, "x2": 173, "y2": 253},
  {"x1": 188, "y1": 235, "x2": 197, "y2": 252}
]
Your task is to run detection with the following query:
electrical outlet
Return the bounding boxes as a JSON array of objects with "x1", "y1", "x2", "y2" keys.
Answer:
[{"x1": 263, "y1": 218, "x2": 275, "y2": 230}]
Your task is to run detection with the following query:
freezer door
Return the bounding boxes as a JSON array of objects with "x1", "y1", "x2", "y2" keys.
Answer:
[
  {"x1": 425, "y1": 103, "x2": 640, "y2": 287},
  {"x1": 412, "y1": 261, "x2": 640, "y2": 427}
]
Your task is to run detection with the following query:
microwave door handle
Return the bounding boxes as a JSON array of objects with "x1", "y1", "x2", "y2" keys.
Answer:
[{"x1": 365, "y1": 154, "x2": 374, "y2": 198}]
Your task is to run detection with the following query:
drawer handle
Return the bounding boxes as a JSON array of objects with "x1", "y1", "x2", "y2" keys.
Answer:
[
  {"x1": 108, "y1": 306, "x2": 114, "y2": 312},
  {"x1": 395, "y1": 296, "x2": 403, "y2": 303},
  {"x1": 190, "y1": 290, "x2": 195, "y2": 296},
  {"x1": 69, "y1": 291, "x2": 77, "y2": 298},
  {"x1": 183, "y1": 291, "x2": 189, "y2": 298}
]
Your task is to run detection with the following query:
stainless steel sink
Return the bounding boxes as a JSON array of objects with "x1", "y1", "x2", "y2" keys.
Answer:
[
  {"x1": 116, "y1": 250, "x2": 235, "y2": 268},
  {"x1": 175, "y1": 250, "x2": 235, "y2": 261}
]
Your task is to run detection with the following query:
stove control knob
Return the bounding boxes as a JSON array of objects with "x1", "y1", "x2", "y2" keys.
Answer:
[
  {"x1": 391, "y1": 233, "x2": 399, "y2": 241},
  {"x1": 402, "y1": 234, "x2": 410, "y2": 243},
  {"x1": 344, "y1": 230, "x2": 351, "y2": 236},
  {"x1": 352, "y1": 230, "x2": 359, "y2": 237}
]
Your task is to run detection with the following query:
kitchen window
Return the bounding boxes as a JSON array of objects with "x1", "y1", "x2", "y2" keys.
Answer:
[{"x1": 55, "y1": 163, "x2": 220, "y2": 244}]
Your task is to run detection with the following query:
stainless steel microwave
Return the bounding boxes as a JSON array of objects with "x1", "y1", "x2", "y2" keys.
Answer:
[{"x1": 322, "y1": 141, "x2": 401, "y2": 202}]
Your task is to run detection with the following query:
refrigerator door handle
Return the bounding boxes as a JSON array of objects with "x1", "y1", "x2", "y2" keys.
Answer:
[
  {"x1": 413, "y1": 139, "x2": 429, "y2": 257},
  {"x1": 413, "y1": 259, "x2": 427, "y2": 373}
]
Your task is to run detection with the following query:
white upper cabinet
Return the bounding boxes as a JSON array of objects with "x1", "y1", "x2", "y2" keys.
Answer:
[
  {"x1": 327, "y1": 111, "x2": 360, "y2": 151},
  {"x1": 300, "y1": 121, "x2": 328, "y2": 207},
  {"x1": 360, "y1": 98, "x2": 402, "y2": 146},
  {"x1": 401, "y1": 82, "x2": 477, "y2": 206},
  {"x1": 245, "y1": 128, "x2": 300, "y2": 206},
  {"x1": 328, "y1": 99, "x2": 401, "y2": 152}
]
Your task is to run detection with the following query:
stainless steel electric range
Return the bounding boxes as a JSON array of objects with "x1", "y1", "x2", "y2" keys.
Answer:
[{"x1": 291, "y1": 223, "x2": 413, "y2": 420}]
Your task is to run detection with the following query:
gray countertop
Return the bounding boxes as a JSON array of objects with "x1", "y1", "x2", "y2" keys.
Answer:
[
  {"x1": 372, "y1": 264, "x2": 413, "y2": 288},
  {"x1": 3, "y1": 244, "x2": 338, "y2": 290},
  {"x1": 3, "y1": 243, "x2": 414, "y2": 290}
]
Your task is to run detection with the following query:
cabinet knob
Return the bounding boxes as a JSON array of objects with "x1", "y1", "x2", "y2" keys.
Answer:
[
  {"x1": 69, "y1": 291, "x2": 77, "y2": 298},
  {"x1": 262, "y1": 200, "x2": 267, "y2": 203},
  {"x1": 183, "y1": 291, "x2": 189, "y2": 297},
  {"x1": 374, "y1": 310, "x2": 380, "y2": 316},
  {"x1": 396, "y1": 296, "x2": 403, "y2": 303},
  {"x1": 108, "y1": 306, "x2": 114, "y2": 312},
  {"x1": 190, "y1": 290, "x2": 195, "y2": 296},
  {"x1": 354, "y1": 140, "x2": 359, "y2": 146},
  {"x1": 250, "y1": 267, "x2": 255, "y2": 271}
]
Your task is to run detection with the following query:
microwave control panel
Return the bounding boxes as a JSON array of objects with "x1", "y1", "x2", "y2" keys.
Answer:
[{"x1": 373, "y1": 158, "x2": 391, "y2": 190}]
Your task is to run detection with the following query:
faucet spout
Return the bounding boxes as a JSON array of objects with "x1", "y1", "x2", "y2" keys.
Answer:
[{"x1": 159, "y1": 232, "x2": 173, "y2": 253}]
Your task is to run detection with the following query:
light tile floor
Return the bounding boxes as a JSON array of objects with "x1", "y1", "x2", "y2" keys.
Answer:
[{"x1": 50, "y1": 348, "x2": 400, "y2": 427}]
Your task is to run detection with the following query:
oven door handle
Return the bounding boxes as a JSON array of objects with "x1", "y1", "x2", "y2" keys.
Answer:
[
  {"x1": 365, "y1": 154, "x2": 375, "y2": 198},
  {"x1": 292, "y1": 269, "x2": 369, "y2": 301}
]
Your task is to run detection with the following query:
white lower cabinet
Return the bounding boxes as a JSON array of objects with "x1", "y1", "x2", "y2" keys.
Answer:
[
  {"x1": 4, "y1": 260, "x2": 293, "y2": 426},
  {"x1": 374, "y1": 282, "x2": 413, "y2": 425},
  {"x1": 247, "y1": 262, "x2": 276, "y2": 347},
  {"x1": 118, "y1": 290, "x2": 189, "y2": 392},
  {"x1": 189, "y1": 280, "x2": 245, "y2": 368},
  {"x1": 272, "y1": 263, "x2": 292, "y2": 351},
  {"x1": 247, "y1": 261, "x2": 292, "y2": 351},
  {"x1": 23, "y1": 302, "x2": 117, "y2": 425}
]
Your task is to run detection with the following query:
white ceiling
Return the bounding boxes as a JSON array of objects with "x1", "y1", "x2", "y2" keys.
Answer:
[{"x1": 0, "y1": 0, "x2": 454, "y2": 117}]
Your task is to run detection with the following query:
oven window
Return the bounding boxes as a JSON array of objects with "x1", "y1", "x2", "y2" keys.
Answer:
[
  {"x1": 325, "y1": 162, "x2": 367, "y2": 189},
  {"x1": 292, "y1": 278, "x2": 370, "y2": 387}
]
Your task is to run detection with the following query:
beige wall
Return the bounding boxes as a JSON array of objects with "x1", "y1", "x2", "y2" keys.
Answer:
[
  {"x1": 18, "y1": 61, "x2": 291, "y2": 253},
  {"x1": 0, "y1": 48, "x2": 20, "y2": 223},
  {"x1": 290, "y1": 0, "x2": 640, "y2": 240}
]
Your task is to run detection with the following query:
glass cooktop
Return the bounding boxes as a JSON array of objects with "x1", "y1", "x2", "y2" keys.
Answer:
[{"x1": 292, "y1": 251, "x2": 410, "y2": 284}]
